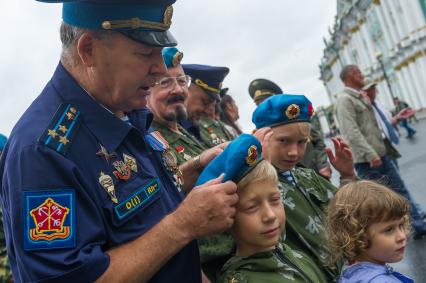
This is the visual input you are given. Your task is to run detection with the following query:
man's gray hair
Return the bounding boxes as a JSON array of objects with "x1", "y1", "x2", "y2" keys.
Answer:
[
  {"x1": 339, "y1": 65, "x2": 358, "y2": 82},
  {"x1": 60, "y1": 22, "x2": 113, "y2": 65}
]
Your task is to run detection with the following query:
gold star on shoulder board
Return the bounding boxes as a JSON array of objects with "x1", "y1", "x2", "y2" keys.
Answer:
[
  {"x1": 66, "y1": 112, "x2": 75, "y2": 120},
  {"x1": 58, "y1": 125, "x2": 68, "y2": 134},
  {"x1": 48, "y1": 129, "x2": 58, "y2": 138},
  {"x1": 59, "y1": 136, "x2": 69, "y2": 145}
]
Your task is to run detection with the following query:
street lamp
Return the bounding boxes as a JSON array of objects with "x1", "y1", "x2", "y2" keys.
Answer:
[{"x1": 376, "y1": 51, "x2": 396, "y2": 104}]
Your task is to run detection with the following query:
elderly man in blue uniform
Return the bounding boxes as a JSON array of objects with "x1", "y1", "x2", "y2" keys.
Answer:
[
  {"x1": 0, "y1": 1, "x2": 239, "y2": 282},
  {"x1": 180, "y1": 64, "x2": 234, "y2": 148}
]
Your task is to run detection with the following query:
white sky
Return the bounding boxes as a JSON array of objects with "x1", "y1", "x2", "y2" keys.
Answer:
[{"x1": 0, "y1": 1, "x2": 337, "y2": 135}]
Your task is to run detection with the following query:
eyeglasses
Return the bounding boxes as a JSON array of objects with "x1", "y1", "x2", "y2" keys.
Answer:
[{"x1": 154, "y1": 75, "x2": 192, "y2": 89}]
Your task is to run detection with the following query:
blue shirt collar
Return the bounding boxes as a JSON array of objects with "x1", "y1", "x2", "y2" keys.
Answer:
[{"x1": 51, "y1": 63, "x2": 153, "y2": 152}]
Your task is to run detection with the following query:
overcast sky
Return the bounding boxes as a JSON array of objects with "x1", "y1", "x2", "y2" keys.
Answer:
[{"x1": 0, "y1": 1, "x2": 337, "y2": 135}]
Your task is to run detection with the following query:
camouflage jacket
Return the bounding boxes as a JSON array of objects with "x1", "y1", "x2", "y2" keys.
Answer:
[
  {"x1": 199, "y1": 117, "x2": 234, "y2": 148},
  {"x1": 218, "y1": 243, "x2": 328, "y2": 283},
  {"x1": 278, "y1": 166, "x2": 341, "y2": 282},
  {"x1": 150, "y1": 120, "x2": 206, "y2": 166}
]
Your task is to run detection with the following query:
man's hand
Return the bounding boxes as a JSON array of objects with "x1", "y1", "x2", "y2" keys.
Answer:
[
  {"x1": 325, "y1": 137, "x2": 355, "y2": 178},
  {"x1": 369, "y1": 155, "x2": 382, "y2": 168},
  {"x1": 172, "y1": 174, "x2": 238, "y2": 240},
  {"x1": 253, "y1": 127, "x2": 273, "y2": 162}
]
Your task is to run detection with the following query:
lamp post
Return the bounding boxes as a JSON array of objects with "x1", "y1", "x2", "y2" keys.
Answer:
[{"x1": 376, "y1": 51, "x2": 396, "y2": 104}]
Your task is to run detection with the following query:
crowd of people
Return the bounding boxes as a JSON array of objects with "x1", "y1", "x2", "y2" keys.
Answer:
[{"x1": 0, "y1": 1, "x2": 422, "y2": 282}]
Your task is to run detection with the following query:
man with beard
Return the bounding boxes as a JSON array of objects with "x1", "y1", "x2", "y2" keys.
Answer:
[
  {"x1": 148, "y1": 48, "x2": 207, "y2": 166},
  {"x1": 181, "y1": 64, "x2": 234, "y2": 148}
]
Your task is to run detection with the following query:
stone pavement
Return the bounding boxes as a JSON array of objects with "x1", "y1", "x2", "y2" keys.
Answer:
[{"x1": 327, "y1": 118, "x2": 426, "y2": 281}]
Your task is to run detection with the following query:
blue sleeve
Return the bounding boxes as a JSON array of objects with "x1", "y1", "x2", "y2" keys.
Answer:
[{"x1": 1, "y1": 144, "x2": 109, "y2": 283}]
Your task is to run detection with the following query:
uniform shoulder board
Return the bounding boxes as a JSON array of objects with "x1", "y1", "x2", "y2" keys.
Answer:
[{"x1": 38, "y1": 103, "x2": 82, "y2": 156}]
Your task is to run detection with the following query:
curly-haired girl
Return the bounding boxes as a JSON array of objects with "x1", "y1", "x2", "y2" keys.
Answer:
[{"x1": 326, "y1": 180, "x2": 413, "y2": 283}]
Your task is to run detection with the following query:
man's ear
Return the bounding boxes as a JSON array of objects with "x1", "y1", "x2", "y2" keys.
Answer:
[{"x1": 76, "y1": 32, "x2": 96, "y2": 67}]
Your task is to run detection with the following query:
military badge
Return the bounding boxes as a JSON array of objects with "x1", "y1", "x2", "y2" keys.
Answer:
[
  {"x1": 96, "y1": 144, "x2": 117, "y2": 163},
  {"x1": 285, "y1": 104, "x2": 300, "y2": 119},
  {"x1": 172, "y1": 51, "x2": 183, "y2": 67},
  {"x1": 176, "y1": 146, "x2": 191, "y2": 161},
  {"x1": 245, "y1": 145, "x2": 258, "y2": 166},
  {"x1": 99, "y1": 172, "x2": 118, "y2": 203},
  {"x1": 24, "y1": 190, "x2": 75, "y2": 250},
  {"x1": 307, "y1": 103, "x2": 314, "y2": 117},
  {"x1": 123, "y1": 153, "x2": 138, "y2": 173},
  {"x1": 163, "y1": 150, "x2": 178, "y2": 170},
  {"x1": 112, "y1": 160, "x2": 132, "y2": 181}
]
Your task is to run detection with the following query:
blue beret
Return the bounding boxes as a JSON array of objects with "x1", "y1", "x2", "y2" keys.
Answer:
[
  {"x1": 162, "y1": 47, "x2": 183, "y2": 68},
  {"x1": 252, "y1": 94, "x2": 314, "y2": 129},
  {"x1": 36, "y1": 0, "x2": 177, "y2": 47},
  {"x1": 182, "y1": 64, "x2": 230, "y2": 101},
  {"x1": 0, "y1": 134, "x2": 7, "y2": 151},
  {"x1": 195, "y1": 134, "x2": 262, "y2": 186}
]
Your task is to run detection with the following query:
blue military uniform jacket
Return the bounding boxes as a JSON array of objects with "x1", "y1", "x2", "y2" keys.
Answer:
[{"x1": 0, "y1": 63, "x2": 200, "y2": 283}]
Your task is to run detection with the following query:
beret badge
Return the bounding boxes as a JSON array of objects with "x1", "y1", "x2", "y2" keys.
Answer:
[
  {"x1": 172, "y1": 51, "x2": 183, "y2": 67},
  {"x1": 245, "y1": 145, "x2": 258, "y2": 166},
  {"x1": 285, "y1": 104, "x2": 300, "y2": 120}
]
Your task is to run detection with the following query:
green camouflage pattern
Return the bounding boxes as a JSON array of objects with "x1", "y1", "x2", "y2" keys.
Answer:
[
  {"x1": 0, "y1": 209, "x2": 12, "y2": 283},
  {"x1": 150, "y1": 120, "x2": 206, "y2": 166},
  {"x1": 199, "y1": 116, "x2": 234, "y2": 148},
  {"x1": 218, "y1": 243, "x2": 328, "y2": 283},
  {"x1": 278, "y1": 166, "x2": 340, "y2": 282}
]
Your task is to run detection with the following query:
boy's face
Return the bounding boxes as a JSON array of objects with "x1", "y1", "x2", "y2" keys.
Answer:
[
  {"x1": 360, "y1": 218, "x2": 407, "y2": 264},
  {"x1": 268, "y1": 123, "x2": 309, "y2": 171},
  {"x1": 231, "y1": 180, "x2": 284, "y2": 257}
]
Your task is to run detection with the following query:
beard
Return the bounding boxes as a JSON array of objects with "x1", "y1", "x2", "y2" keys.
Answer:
[{"x1": 163, "y1": 105, "x2": 188, "y2": 122}]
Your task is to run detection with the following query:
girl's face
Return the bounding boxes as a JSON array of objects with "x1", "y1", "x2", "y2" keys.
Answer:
[{"x1": 358, "y1": 218, "x2": 407, "y2": 265}]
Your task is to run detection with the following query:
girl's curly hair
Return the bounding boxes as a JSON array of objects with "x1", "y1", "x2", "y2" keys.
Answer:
[{"x1": 325, "y1": 180, "x2": 410, "y2": 265}]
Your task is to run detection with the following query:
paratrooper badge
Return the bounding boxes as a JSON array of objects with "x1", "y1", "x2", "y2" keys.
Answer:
[
  {"x1": 99, "y1": 172, "x2": 118, "y2": 204},
  {"x1": 24, "y1": 190, "x2": 75, "y2": 250},
  {"x1": 285, "y1": 104, "x2": 300, "y2": 120}
]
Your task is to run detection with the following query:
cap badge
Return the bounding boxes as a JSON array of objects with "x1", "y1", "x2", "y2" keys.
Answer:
[
  {"x1": 285, "y1": 104, "x2": 300, "y2": 120},
  {"x1": 172, "y1": 51, "x2": 183, "y2": 67},
  {"x1": 245, "y1": 145, "x2": 258, "y2": 166}
]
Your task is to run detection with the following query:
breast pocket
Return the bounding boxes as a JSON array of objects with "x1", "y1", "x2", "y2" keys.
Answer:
[{"x1": 102, "y1": 176, "x2": 162, "y2": 227}]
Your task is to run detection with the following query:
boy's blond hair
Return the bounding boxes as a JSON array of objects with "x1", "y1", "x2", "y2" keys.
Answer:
[
  {"x1": 325, "y1": 181, "x2": 410, "y2": 265},
  {"x1": 237, "y1": 160, "x2": 278, "y2": 190}
]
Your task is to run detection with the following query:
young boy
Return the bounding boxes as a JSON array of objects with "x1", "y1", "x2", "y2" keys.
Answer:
[
  {"x1": 252, "y1": 94, "x2": 357, "y2": 281},
  {"x1": 196, "y1": 134, "x2": 328, "y2": 282}
]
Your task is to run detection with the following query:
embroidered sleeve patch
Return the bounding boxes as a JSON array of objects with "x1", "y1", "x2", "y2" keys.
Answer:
[
  {"x1": 114, "y1": 179, "x2": 161, "y2": 220},
  {"x1": 23, "y1": 190, "x2": 75, "y2": 251}
]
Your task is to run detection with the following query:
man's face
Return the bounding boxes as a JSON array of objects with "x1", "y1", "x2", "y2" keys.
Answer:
[
  {"x1": 148, "y1": 65, "x2": 189, "y2": 122},
  {"x1": 268, "y1": 123, "x2": 310, "y2": 172},
  {"x1": 185, "y1": 84, "x2": 216, "y2": 123},
  {"x1": 90, "y1": 32, "x2": 167, "y2": 113},
  {"x1": 349, "y1": 67, "x2": 365, "y2": 89}
]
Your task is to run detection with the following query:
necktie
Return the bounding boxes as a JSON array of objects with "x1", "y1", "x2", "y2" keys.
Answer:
[
  {"x1": 281, "y1": 171, "x2": 297, "y2": 187},
  {"x1": 372, "y1": 102, "x2": 399, "y2": 145}
]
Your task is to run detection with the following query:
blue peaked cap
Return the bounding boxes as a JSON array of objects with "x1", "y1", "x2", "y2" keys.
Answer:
[
  {"x1": 195, "y1": 134, "x2": 262, "y2": 186},
  {"x1": 162, "y1": 47, "x2": 183, "y2": 68},
  {"x1": 182, "y1": 64, "x2": 229, "y2": 101},
  {"x1": 252, "y1": 94, "x2": 314, "y2": 129},
  {"x1": 36, "y1": 0, "x2": 177, "y2": 47}
]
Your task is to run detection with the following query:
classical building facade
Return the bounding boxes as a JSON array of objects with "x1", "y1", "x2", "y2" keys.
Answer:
[{"x1": 319, "y1": 0, "x2": 426, "y2": 119}]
